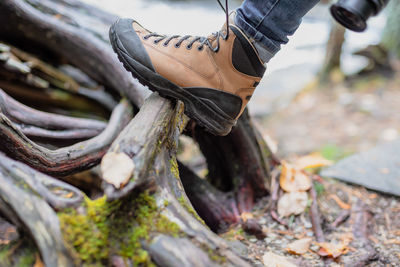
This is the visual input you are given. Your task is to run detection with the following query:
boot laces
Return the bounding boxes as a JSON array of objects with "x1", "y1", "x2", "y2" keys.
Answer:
[{"x1": 143, "y1": 0, "x2": 229, "y2": 53}]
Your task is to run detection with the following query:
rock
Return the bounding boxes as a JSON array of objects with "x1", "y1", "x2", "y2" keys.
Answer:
[{"x1": 321, "y1": 140, "x2": 400, "y2": 196}]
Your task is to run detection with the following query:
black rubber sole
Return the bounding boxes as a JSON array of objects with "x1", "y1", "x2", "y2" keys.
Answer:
[{"x1": 109, "y1": 21, "x2": 236, "y2": 136}]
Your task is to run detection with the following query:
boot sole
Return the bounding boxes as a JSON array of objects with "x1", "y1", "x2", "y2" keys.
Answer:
[{"x1": 109, "y1": 21, "x2": 235, "y2": 136}]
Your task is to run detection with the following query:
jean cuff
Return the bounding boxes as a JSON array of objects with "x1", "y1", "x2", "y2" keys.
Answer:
[{"x1": 234, "y1": 10, "x2": 280, "y2": 60}]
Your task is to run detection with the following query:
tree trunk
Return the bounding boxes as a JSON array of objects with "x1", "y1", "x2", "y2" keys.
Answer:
[
  {"x1": 381, "y1": 1, "x2": 400, "y2": 58},
  {"x1": 319, "y1": 22, "x2": 346, "y2": 83}
]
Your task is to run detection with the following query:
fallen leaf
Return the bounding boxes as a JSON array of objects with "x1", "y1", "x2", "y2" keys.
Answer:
[
  {"x1": 240, "y1": 212, "x2": 254, "y2": 222},
  {"x1": 34, "y1": 254, "x2": 44, "y2": 267},
  {"x1": 277, "y1": 192, "x2": 308, "y2": 217},
  {"x1": 368, "y1": 193, "x2": 378, "y2": 199},
  {"x1": 328, "y1": 194, "x2": 351, "y2": 210},
  {"x1": 393, "y1": 230, "x2": 400, "y2": 236},
  {"x1": 101, "y1": 152, "x2": 135, "y2": 189},
  {"x1": 317, "y1": 242, "x2": 349, "y2": 258},
  {"x1": 262, "y1": 251, "x2": 297, "y2": 267},
  {"x1": 279, "y1": 161, "x2": 311, "y2": 192},
  {"x1": 293, "y1": 153, "x2": 333, "y2": 170},
  {"x1": 286, "y1": 238, "x2": 312, "y2": 255},
  {"x1": 384, "y1": 239, "x2": 400, "y2": 245}
]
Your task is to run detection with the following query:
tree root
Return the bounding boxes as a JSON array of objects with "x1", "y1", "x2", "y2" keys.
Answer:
[
  {"x1": 0, "y1": 100, "x2": 132, "y2": 176},
  {"x1": 0, "y1": 153, "x2": 82, "y2": 266}
]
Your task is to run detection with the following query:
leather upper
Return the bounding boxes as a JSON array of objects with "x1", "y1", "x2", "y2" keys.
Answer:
[{"x1": 130, "y1": 18, "x2": 265, "y2": 119}]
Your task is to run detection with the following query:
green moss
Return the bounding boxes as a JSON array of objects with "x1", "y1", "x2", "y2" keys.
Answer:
[
  {"x1": 163, "y1": 200, "x2": 169, "y2": 207},
  {"x1": 18, "y1": 250, "x2": 36, "y2": 267},
  {"x1": 207, "y1": 248, "x2": 227, "y2": 264},
  {"x1": 169, "y1": 158, "x2": 180, "y2": 180},
  {"x1": 0, "y1": 239, "x2": 37, "y2": 267},
  {"x1": 58, "y1": 192, "x2": 181, "y2": 266},
  {"x1": 178, "y1": 196, "x2": 206, "y2": 225}
]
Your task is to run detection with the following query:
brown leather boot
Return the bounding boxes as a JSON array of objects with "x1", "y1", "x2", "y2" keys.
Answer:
[{"x1": 110, "y1": 14, "x2": 265, "y2": 136}]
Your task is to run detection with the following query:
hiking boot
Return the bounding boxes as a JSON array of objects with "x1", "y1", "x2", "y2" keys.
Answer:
[{"x1": 109, "y1": 13, "x2": 265, "y2": 136}]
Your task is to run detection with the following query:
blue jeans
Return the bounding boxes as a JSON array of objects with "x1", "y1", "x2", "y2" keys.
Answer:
[{"x1": 235, "y1": 0, "x2": 320, "y2": 62}]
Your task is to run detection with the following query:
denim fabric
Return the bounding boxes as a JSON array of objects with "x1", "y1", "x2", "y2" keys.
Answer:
[{"x1": 235, "y1": 0, "x2": 320, "y2": 62}]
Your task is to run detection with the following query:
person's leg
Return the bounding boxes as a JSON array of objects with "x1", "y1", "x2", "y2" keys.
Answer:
[{"x1": 235, "y1": 0, "x2": 320, "y2": 63}]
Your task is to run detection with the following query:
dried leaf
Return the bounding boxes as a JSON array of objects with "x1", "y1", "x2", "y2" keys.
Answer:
[
  {"x1": 286, "y1": 238, "x2": 312, "y2": 255},
  {"x1": 384, "y1": 239, "x2": 400, "y2": 245},
  {"x1": 277, "y1": 192, "x2": 308, "y2": 218},
  {"x1": 293, "y1": 153, "x2": 333, "y2": 170},
  {"x1": 262, "y1": 251, "x2": 297, "y2": 267},
  {"x1": 101, "y1": 152, "x2": 135, "y2": 189},
  {"x1": 328, "y1": 194, "x2": 351, "y2": 210},
  {"x1": 240, "y1": 212, "x2": 254, "y2": 222},
  {"x1": 317, "y1": 242, "x2": 349, "y2": 258},
  {"x1": 280, "y1": 161, "x2": 311, "y2": 192},
  {"x1": 34, "y1": 254, "x2": 44, "y2": 267}
]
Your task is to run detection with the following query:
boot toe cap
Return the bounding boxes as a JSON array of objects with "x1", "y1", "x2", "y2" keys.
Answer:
[{"x1": 110, "y1": 18, "x2": 155, "y2": 71}]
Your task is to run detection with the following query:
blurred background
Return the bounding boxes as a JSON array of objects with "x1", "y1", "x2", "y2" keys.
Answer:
[{"x1": 83, "y1": 0, "x2": 399, "y2": 159}]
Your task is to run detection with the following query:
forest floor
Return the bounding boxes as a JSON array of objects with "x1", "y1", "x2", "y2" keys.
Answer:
[
  {"x1": 180, "y1": 70, "x2": 400, "y2": 266},
  {"x1": 242, "y1": 71, "x2": 400, "y2": 266}
]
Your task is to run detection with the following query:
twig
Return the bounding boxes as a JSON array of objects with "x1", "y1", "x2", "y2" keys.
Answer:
[
  {"x1": 271, "y1": 210, "x2": 288, "y2": 226},
  {"x1": 330, "y1": 209, "x2": 351, "y2": 229},
  {"x1": 266, "y1": 169, "x2": 288, "y2": 226},
  {"x1": 264, "y1": 169, "x2": 280, "y2": 212},
  {"x1": 310, "y1": 182, "x2": 325, "y2": 242},
  {"x1": 345, "y1": 200, "x2": 378, "y2": 267}
]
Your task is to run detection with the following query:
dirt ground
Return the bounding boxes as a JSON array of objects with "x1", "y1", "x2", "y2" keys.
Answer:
[
  {"x1": 258, "y1": 73, "x2": 400, "y2": 158},
  {"x1": 223, "y1": 70, "x2": 400, "y2": 266}
]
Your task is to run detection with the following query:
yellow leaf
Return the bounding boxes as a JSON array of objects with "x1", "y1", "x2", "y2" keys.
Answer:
[
  {"x1": 293, "y1": 153, "x2": 333, "y2": 170},
  {"x1": 280, "y1": 161, "x2": 311, "y2": 192}
]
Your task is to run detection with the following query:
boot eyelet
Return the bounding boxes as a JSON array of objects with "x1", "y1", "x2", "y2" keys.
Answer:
[
  {"x1": 174, "y1": 43, "x2": 181, "y2": 48},
  {"x1": 143, "y1": 36, "x2": 149, "y2": 40},
  {"x1": 186, "y1": 45, "x2": 192, "y2": 50},
  {"x1": 163, "y1": 42, "x2": 169, "y2": 47},
  {"x1": 153, "y1": 40, "x2": 159, "y2": 44},
  {"x1": 197, "y1": 46, "x2": 204, "y2": 51}
]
